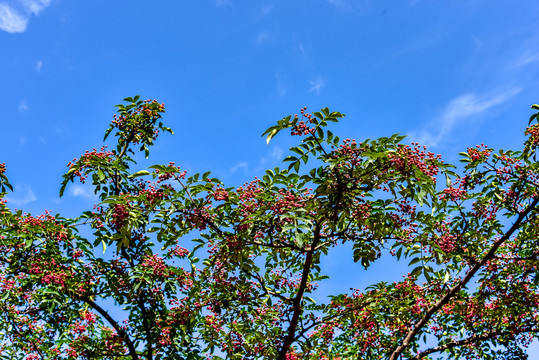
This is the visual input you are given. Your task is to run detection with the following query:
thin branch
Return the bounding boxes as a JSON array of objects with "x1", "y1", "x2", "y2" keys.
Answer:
[
  {"x1": 78, "y1": 295, "x2": 140, "y2": 360},
  {"x1": 412, "y1": 326, "x2": 538, "y2": 359},
  {"x1": 277, "y1": 223, "x2": 321, "y2": 360},
  {"x1": 388, "y1": 196, "x2": 539, "y2": 360}
]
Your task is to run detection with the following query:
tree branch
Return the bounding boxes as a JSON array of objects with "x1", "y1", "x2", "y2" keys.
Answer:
[
  {"x1": 412, "y1": 326, "x2": 538, "y2": 359},
  {"x1": 78, "y1": 295, "x2": 140, "y2": 360},
  {"x1": 277, "y1": 223, "x2": 321, "y2": 360},
  {"x1": 388, "y1": 196, "x2": 539, "y2": 360}
]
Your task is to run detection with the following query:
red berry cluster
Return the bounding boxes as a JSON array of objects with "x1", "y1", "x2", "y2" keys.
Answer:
[
  {"x1": 110, "y1": 203, "x2": 129, "y2": 230},
  {"x1": 525, "y1": 123, "x2": 539, "y2": 144},
  {"x1": 467, "y1": 144, "x2": 491, "y2": 161},
  {"x1": 388, "y1": 143, "x2": 441, "y2": 181},
  {"x1": 112, "y1": 100, "x2": 164, "y2": 131},
  {"x1": 111, "y1": 99, "x2": 165, "y2": 144},
  {"x1": 155, "y1": 162, "x2": 186, "y2": 183},
  {"x1": 291, "y1": 107, "x2": 316, "y2": 136},
  {"x1": 67, "y1": 147, "x2": 114, "y2": 183}
]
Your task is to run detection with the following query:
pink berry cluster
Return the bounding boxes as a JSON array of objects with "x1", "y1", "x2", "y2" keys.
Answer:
[
  {"x1": 467, "y1": 144, "x2": 491, "y2": 161},
  {"x1": 67, "y1": 146, "x2": 114, "y2": 183},
  {"x1": 155, "y1": 162, "x2": 186, "y2": 183},
  {"x1": 112, "y1": 100, "x2": 164, "y2": 131},
  {"x1": 110, "y1": 203, "x2": 129, "y2": 230},
  {"x1": 388, "y1": 143, "x2": 441, "y2": 181},
  {"x1": 291, "y1": 107, "x2": 316, "y2": 136},
  {"x1": 525, "y1": 123, "x2": 539, "y2": 144},
  {"x1": 111, "y1": 99, "x2": 165, "y2": 144}
]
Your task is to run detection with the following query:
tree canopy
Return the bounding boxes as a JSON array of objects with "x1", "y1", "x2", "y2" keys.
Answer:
[{"x1": 1, "y1": 97, "x2": 539, "y2": 359}]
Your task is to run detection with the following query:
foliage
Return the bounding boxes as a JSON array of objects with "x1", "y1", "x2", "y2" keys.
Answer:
[{"x1": 1, "y1": 97, "x2": 539, "y2": 359}]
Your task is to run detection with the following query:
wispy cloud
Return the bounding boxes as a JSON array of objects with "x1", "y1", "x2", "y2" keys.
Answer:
[
  {"x1": 5, "y1": 184, "x2": 37, "y2": 207},
  {"x1": 213, "y1": 0, "x2": 231, "y2": 7},
  {"x1": 0, "y1": 4, "x2": 27, "y2": 33},
  {"x1": 255, "y1": 31, "x2": 271, "y2": 46},
  {"x1": 513, "y1": 52, "x2": 539, "y2": 68},
  {"x1": 259, "y1": 3, "x2": 273, "y2": 16},
  {"x1": 18, "y1": 100, "x2": 29, "y2": 112},
  {"x1": 327, "y1": 0, "x2": 347, "y2": 7},
  {"x1": 21, "y1": 0, "x2": 51, "y2": 15},
  {"x1": 298, "y1": 42, "x2": 306, "y2": 56},
  {"x1": 400, "y1": 30, "x2": 441, "y2": 55},
  {"x1": 275, "y1": 72, "x2": 288, "y2": 97},
  {"x1": 0, "y1": 0, "x2": 52, "y2": 33},
  {"x1": 409, "y1": 87, "x2": 521, "y2": 147},
  {"x1": 69, "y1": 184, "x2": 95, "y2": 199},
  {"x1": 230, "y1": 162, "x2": 248, "y2": 173},
  {"x1": 259, "y1": 146, "x2": 283, "y2": 167},
  {"x1": 309, "y1": 77, "x2": 325, "y2": 95},
  {"x1": 36, "y1": 60, "x2": 42, "y2": 71},
  {"x1": 327, "y1": 0, "x2": 369, "y2": 12}
]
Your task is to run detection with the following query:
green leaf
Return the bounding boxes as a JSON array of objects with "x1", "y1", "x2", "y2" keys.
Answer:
[
  {"x1": 445, "y1": 173, "x2": 452, "y2": 187},
  {"x1": 266, "y1": 129, "x2": 278, "y2": 144},
  {"x1": 59, "y1": 183, "x2": 67, "y2": 197},
  {"x1": 97, "y1": 169, "x2": 106, "y2": 181},
  {"x1": 129, "y1": 170, "x2": 151, "y2": 178},
  {"x1": 24, "y1": 238, "x2": 33, "y2": 249},
  {"x1": 411, "y1": 266, "x2": 423, "y2": 277},
  {"x1": 316, "y1": 126, "x2": 324, "y2": 139},
  {"x1": 396, "y1": 246, "x2": 403, "y2": 260},
  {"x1": 443, "y1": 270, "x2": 450, "y2": 284}
]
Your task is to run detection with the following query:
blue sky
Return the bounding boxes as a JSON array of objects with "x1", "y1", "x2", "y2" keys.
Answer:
[{"x1": 2, "y1": 0, "x2": 539, "y2": 356}]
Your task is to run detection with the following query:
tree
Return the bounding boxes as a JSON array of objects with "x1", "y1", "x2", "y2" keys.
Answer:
[{"x1": 1, "y1": 97, "x2": 539, "y2": 360}]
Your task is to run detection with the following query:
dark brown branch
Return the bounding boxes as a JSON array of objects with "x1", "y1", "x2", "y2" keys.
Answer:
[
  {"x1": 413, "y1": 331, "x2": 503, "y2": 359},
  {"x1": 2, "y1": 309, "x2": 46, "y2": 359},
  {"x1": 277, "y1": 223, "x2": 321, "y2": 360},
  {"x1": 79, "y1": 295, "x2": 140, "y2": 360},
  {"x1": 412, "y1": 326, "x2": 538, "y2": 359},
  {"x1": 388, "y1": 197, "x2": 539, "y2": 360},
  {"x1": 137, "y1": 291, "x2": 153, "y2": 360}
]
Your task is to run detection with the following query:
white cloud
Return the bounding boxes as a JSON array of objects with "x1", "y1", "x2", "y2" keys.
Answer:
[
  {"x1": 21, "y1": 0, "x2": 51, "y2": 15},
  {"x1": 69, "y1": 184, "x2": 95, "y2": 199},
  {"x1": 327, "y1": 0, "x2": 369, "y2": 11},
  {"x1": 19, "y1": 136, "x2": 26, "y2": 145},
  {"x1": 230, "y1": 162, "x2": 248, "y2": 173},
  {"x1": 0, "y1": 4, "x2": 27, "y2": 33},
  {"x1": 400, "y1": 30, "x2": 441, "y2": 56},
  {"x1": 275, "y1": 72, "x2": 288, "y2": 97},
  {"x1": 260, "y1": 146, "x2": 282, "y2": 165},
  {"x1": 269, "y1": 146, "x2": 283, "y2": 162},
  {"x1": 409, "y1": 87, "x2": 521, "y2": 147},
  {"x1": 36, "y1": 60, "x2": 42, "y2": 71},
  {"x1": 0, "y1": 0, "x2": 52, "y2": 34},
  {"x1": 18, "y1": 100, "x2": 28, "y2": 112},
  {"x1": 514, "y1": 52, "x2": 539, "y2": 68},
  {"x1": 213, "y1": 0, "x2": 231, "y2": 7},
  {"x1": 259, "y1": 3, "x2": 273, "y2": 16},
  {"x1": 255, "y1": 31, "x2": 271, "y2": 45},
  {"x1": 5, "y1": 184, "x2": 37, "y2": 207},
  {"x1": 298, "y1": 42, "x2": 306, "y2": 55},
  {"x1": 309, "y1": 77, "x2": 325, "y2": 95},
  {"x1": 327, "y1": 0, "x2": 348, "y2": 7}
]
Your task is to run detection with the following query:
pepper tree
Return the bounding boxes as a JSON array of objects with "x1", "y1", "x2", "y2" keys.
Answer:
[{"x1": 1, "y1": 96, "x2": 539, "y2": 359}]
